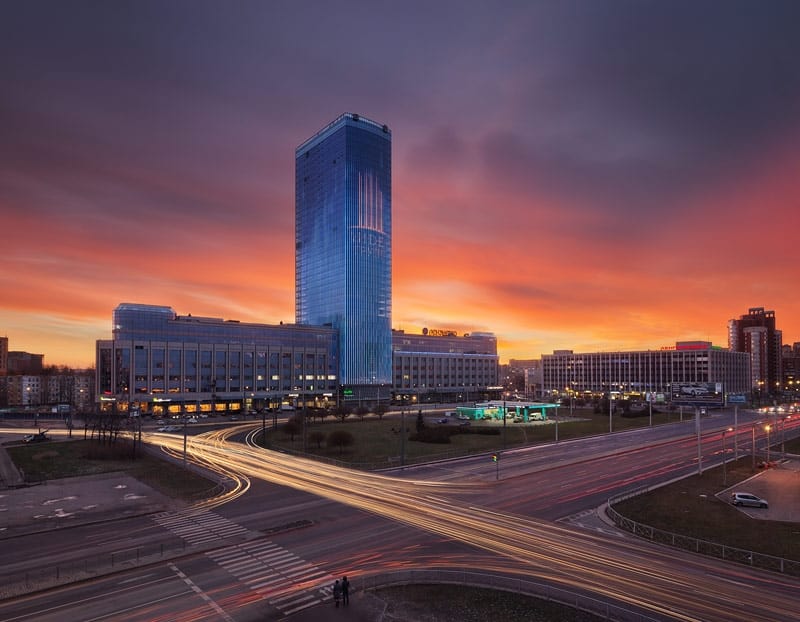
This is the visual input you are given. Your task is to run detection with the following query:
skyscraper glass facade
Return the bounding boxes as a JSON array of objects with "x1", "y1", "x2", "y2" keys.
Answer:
[{"x1": 295, "y1": 113, "x2": 392, "y2": 389}]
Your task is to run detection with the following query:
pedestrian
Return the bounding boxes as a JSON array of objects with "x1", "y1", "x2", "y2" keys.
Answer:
[
  {"x1": 341, "y1": 575, "x2": 350, "y2": 605},
  {"x1": 332, "y1": 579, "x2": 341, "y2": 607}
]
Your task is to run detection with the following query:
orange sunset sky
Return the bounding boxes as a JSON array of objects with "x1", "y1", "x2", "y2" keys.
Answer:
[{"x1": 2, "y1": 1, "x2": 799, "y2": 368}]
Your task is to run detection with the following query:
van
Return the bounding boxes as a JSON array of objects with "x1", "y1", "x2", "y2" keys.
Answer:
[{"x1": 280, "y1": 403, "x2": 295, "y2": 411}]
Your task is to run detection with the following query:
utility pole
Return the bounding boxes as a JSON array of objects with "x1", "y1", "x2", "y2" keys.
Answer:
[
  {"x1": 696, "y1": 408, "x2": 702, "y2": 475},
  {"x1": 261, "y1": 408, "x2": 266, "y2": 447},
  {"x1": 400, "y1": 407, "x2": 406, "y2": 467}
]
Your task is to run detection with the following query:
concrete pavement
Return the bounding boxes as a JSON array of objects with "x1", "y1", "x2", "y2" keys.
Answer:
[{"x1": 0, "y1": 428, "x2": 185, "y2": 538}]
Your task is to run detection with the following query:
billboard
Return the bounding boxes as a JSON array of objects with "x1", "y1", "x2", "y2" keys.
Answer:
[{"x1": 670, "y1": 383, "x2": 724, "y2": 406}]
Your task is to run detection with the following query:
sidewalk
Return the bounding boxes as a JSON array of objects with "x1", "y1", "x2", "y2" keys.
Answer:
[
  {"x1": 0, "y1": 435, "x2": 25, "y2": 488},
  {"x1": 0, "y1": 430, "x2": 185, "y2": 539},
  {"x1": 280, "y1": 590, "x2": 387, "y2": 622}
]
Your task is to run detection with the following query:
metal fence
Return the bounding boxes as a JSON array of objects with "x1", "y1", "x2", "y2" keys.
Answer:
[
  {"x1": 0, "y1": 540, "x2": 189, "y2": 600},
  {"x1": 355, "y1": 569, "x2": 665, "y2": 622},
  {"x1": 606, "y1": 491, "x2": 800, "y2": 577}
]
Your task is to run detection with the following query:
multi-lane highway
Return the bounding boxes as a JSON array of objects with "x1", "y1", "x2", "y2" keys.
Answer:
[{"x1": 1, "y1": 410, "x2": 798, "y2": 621}]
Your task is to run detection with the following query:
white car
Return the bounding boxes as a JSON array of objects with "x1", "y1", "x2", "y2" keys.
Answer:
[
  {"x1": 730, "y1": 492, "x2": 768, "y2": 509},
  {"x1": 681, "y1": 386, "x2": 709, "y2": 396}
]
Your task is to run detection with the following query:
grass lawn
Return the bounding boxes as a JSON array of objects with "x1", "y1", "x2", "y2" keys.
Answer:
[
  {"x1": 372, "y1": 584, "x2": 602, "y2": 622},
  {"x1": 612, "y1": 436, "x2": 800, "y2": 561},
  {"x1": 263, "y1": 407, "x2": 686, "y2": 466},
  {"x1": 6, "y1": 438, "x2": 218, "y2": 502}
]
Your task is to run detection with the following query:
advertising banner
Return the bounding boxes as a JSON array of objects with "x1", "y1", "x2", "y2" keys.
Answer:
[{"x1": 670, "y1": 383, "x2": 724, "y2": 407}]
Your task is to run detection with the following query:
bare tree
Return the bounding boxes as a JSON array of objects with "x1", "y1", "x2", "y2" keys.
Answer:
[
  {"x1": 308, "y1": 430, "x2": 326, "y2": 449},
  {"x1": 374, "y1": 403, "x2": 389, "y2": 420},
  {"x1": 327, "y1": 429, "x2": 354, "y2": 455},
  {"x1": 284, "y1": 417, "x2": 301, "y2": 442}
]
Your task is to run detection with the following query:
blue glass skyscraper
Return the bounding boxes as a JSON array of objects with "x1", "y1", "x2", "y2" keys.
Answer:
[{"x1": 295, "y1": 113, "x2": 392, "y2": 393}]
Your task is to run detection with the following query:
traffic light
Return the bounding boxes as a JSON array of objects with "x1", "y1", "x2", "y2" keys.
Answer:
[{"x1": 491, "y1": 453, "x2": 498, "y2": 462}]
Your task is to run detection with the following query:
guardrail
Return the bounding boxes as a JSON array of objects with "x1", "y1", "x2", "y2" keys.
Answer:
[
  {"x1": 0, "y1": 540, "x2": 190, "y2": 600},
  {"x1": 355, "y1": 569, "x2": 664, "y2": 622},
  {"x1": 606, "y1": 490, "x2": 800, "y2": 577}
]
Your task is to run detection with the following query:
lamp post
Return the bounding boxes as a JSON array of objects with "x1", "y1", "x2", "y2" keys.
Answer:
[
  {"x1": 781, "y1": 416, "x2": 788, "y2": 459},
  {"x1": 400, "y1": 404, "x2": 406, "y2": 467},
  {"x1": 722, "y1": 427, "x2": 733, "y2": 485},
  {"x1": 502, "y1": 398, "x2": 507, "y2": 450},
  {"x1": 765, "y1": 424, "x2": 771, "y2": 464},
  {"x1": 696, "y1": 407, "x2": 703, "y2": 475},
  {"x1": 751, "y1": 423, "x2": 758, "y2": 471},
  {"x1": 555, "y1": 405, "x2": 559, "y2": 442}
]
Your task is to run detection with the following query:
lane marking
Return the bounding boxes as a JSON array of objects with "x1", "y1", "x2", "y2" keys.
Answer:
[{"x1": 168, "y1": 563, "x2": 234, "y2": 622}]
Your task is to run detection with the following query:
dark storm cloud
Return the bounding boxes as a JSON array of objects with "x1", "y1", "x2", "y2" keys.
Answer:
[{"x1": 474, "y1": 1, "x2": 800, "y2": 222}]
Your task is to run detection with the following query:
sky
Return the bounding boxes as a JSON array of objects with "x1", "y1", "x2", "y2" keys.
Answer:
[{"x1": 2, "y1": 1, "x2": 800, "y2": 368}]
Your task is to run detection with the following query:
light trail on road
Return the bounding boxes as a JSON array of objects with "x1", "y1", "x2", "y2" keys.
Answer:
[{"x1": 141, "y1": 424, "x2": 800, "y2": 621}]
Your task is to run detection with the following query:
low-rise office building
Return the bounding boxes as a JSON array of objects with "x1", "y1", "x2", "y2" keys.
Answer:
[
  {"x1": 392, "y1": 329, "x2": 499, "y2": 404},
  {"x1": 96, "y1": 303, "x2": 339, "y2": 415},
  {"x1": 542, "y1": 341, "x2": 750, "y2": 399},
  {"x1": 95, "y1": 305, "x2": 500, "y2": 413}
]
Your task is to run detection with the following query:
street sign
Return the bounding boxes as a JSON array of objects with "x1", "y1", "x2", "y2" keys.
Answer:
[{"x1": 727, "y1": 394, "x2": 747, "y2": 404}]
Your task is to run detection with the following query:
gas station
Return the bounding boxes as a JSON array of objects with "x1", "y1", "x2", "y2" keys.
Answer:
[{"x1": 456, "y1": 400, "x2": 560, "y2": 422}]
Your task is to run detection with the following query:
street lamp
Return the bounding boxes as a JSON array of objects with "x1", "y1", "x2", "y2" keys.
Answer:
[
  {"x1": 555, "y1": 404, "x2": 559, "y2": 442},
  {"x1": 751, "y1": 422, "x2": 761, "y2": 471},
  {"x1": 781, "y1": 416, "x2": 789, "y2": 459},
  {"x1": 722, "y1": 427, "x2": 733, "y2": 485},
  {"x1": 765, "y1": 424, "x2": 772, "y2": 464}
]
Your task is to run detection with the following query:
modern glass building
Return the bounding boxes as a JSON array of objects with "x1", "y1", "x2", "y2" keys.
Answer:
[{"x1": 295, "y1": 113, "x2": 392, "y2": 397}]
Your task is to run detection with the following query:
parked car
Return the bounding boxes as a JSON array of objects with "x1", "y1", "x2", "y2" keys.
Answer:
[
  {"x1": 458, "y1": 414, "x2": 470, "y2": 421},
  {"x1": 23, "y1": 431, "x2": 49, "y2": 443},
  {"x1": 730, "y1": 492, "x2": 768, "y2": 509},
  {"x1": 436, "y1": 417, "x2": 449, "y2": 424},
  {"x1": 186, "y1": 417, "x2": 198, "y2": 424}
]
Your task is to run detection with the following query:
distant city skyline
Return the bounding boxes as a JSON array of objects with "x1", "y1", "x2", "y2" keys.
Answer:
[{"x1": 3, "y1": 2, "x2": 800, "y2": 368}]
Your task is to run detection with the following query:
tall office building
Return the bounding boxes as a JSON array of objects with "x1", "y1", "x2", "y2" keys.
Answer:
[
  {"x1": 295, "y1": 113, "x2": 392, "y2": 396},
  {"x1": 728, "y1": 307, "x2": 783, "y2": 395},
  {"x1": 0, "y1": 336, "x2": 7, "y2": 376}
]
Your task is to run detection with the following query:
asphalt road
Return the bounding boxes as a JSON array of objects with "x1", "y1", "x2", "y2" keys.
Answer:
[{"x1": 1, "y1": 411, "x2": 799, "y2": 621}]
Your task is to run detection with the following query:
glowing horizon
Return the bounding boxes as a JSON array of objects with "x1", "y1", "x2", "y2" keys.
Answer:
[{"x1": 3, "y1": 3, "x2": 800, "y2": 368}]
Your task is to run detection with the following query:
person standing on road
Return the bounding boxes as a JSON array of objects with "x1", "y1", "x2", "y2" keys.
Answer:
[
  {"x1": 333, "y1": 579, "x2": 342, "y2": 607},
  {"x1": 341, "y1": 575, "x2": 350, "y2": 605}
]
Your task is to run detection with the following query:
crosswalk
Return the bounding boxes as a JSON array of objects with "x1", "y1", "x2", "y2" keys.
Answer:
[
  {"x1": 152, "y1": 508, "x2": 250, "y2": 545},
  {"x1": 207, "y1": 540, "x2": 336, "y2": 615}
]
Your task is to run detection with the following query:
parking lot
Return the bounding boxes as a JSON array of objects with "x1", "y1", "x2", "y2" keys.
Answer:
[{"x1": 719, "y1": 458, "x2": 800, "y2": 521}]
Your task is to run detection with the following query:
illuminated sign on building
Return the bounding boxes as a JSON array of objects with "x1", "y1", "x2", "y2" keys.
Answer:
[{"x1": 424, "y1": 329, "x2": 457, "y2": 337}]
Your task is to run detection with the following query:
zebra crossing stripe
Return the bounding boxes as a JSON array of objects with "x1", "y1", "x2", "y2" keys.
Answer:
[
  {"x1": 152, "y1": 509, "x2": 249, "y2": 545},
  {"x1": 206, "y1": 540, "x2": 336, "y2": 615}
]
